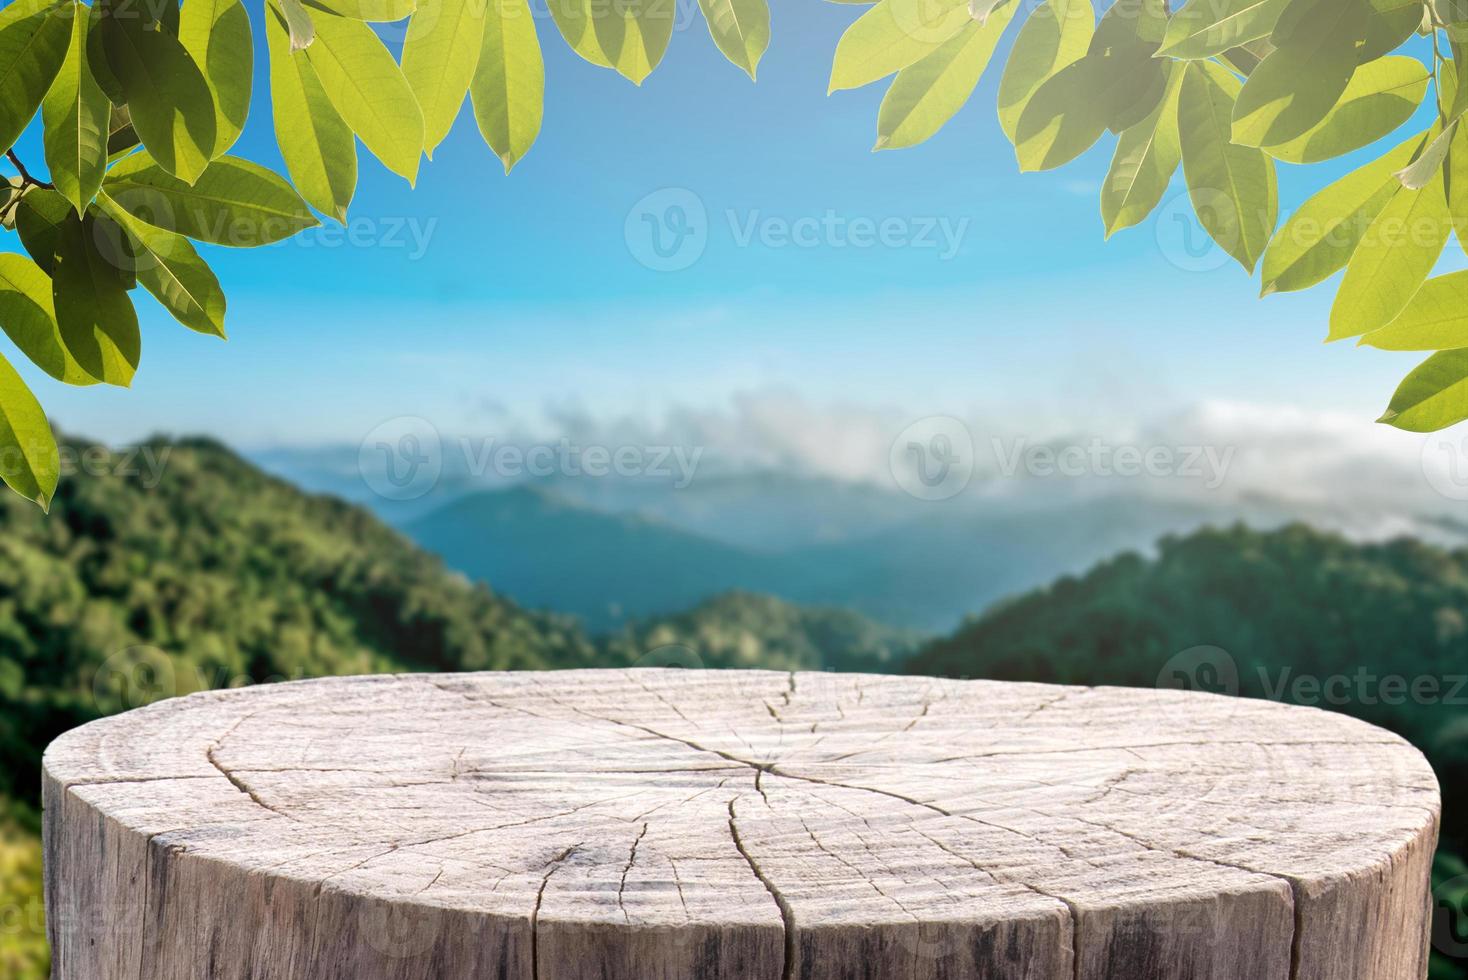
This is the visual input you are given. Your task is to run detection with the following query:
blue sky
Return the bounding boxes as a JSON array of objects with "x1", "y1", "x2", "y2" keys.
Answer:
[{"x1": 6, "y1": 0, "x2": 1456, "y2": 449}]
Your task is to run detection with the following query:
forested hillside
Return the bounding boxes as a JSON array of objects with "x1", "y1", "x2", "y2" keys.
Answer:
[
  {"x1": 0, "y1": 435, "x2": 613, "y2": 975},
  {"x1": 0, "y1": 435, "x2": 599, "y2": 810},
  {"x1": 606, "y1": 591, "x2": 921, "y2": 672}
]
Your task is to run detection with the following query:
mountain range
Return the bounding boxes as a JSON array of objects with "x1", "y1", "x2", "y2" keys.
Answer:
[
  {"x1": 400, "y1": 478, "x2": 1468, "y2": 634},
  {"x1": 3, "y1": 434, "x2": 1467, "y2": 979}
]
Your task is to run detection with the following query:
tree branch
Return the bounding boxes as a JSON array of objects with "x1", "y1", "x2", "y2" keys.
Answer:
[{"x1": 5, "y1": 149, "x2": 54, "y2": 191}]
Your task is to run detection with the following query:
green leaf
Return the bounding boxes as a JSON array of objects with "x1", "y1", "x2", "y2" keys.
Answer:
[
  {"x1": 1219, "y1": 39, "x2": 1271, "y2": 76},
  {"x1": 876, "y1": 2, "x2": 1016, "y2": 150},
  {"x1": 0, "y1": 0, "x2": 73, "y2": 155},
  {"x1": 1158, "y1": 0, "x2": 1290, "y2": 59},
  {"x1": 592, "y1": 0, "x2": 678, "y2": 84},
  {"x1": 304, "y1": 10, "x2": 425, "y2": 182},
  {"x1": 0, "y1": 352, "x2": 59, "y2": 508},
  {"x1": 279, "y1": 0, "x2": 317, "y2": 49},
  {"x1": 96, "y1": 0, "x2": 217, "y2": 183},
  {"x1": 0, "y1": 175, "x2": 20, "y2": 219},
  {"x1": 546, "y1": 0, "x2": 614, "y2": 69},
  {"x1": 0, "y1": 251, "x2": 97, "y2": 384},
  {"x1": 104, "y1": 103, "x2": 137, "y2": 156},
  {"x1": 403, "y1": 0, "x2": 485, "y2": 158},
  {"x1": 1359, "y1": 0, "x2": 1422, "y2": 62},
  {"x1": 1013, "y1": 56, "x2": 1107, "y2": 171},
  {"x1": 969, "y1": 0, "x2": 1010, "y2": 22},
  {"x1": 1084, "y1": 0, "x2": 1169, "y2": 133},
  {"x1": 1178, "y1": 60, "x2": 1278, "y2": 272},
  {"x1": 829, "y1": 0, "x2": 971, "y2": 92},
  {"x1": 1014, "y1": 27, "x2": 1167, "y2": 172},
  {"x1": 83, "y1": 0, "x2": 123, "y2": 104},
  {"x1": 104, "y1": 151, "x2": 319, "y2": 247},
  {"x1": 1431, "y1": 0, "x2": 1468, "y2": 27},
  {"x1": 1328, "y1": 139, "x2": 1450, "y2": 340},
  {"x1": 97, "y1": 191, "x2": 226, "y2": 337},
  {"x1": 1443, "y1": 44, "x2": 1468, "y2": 120},
  {"x1": 1263, "y1": 56, "x2": 1428, "y2": 164},
  {"x1": 1088, "y1": 0, "x2": 1166, "y2": 49},
  {"x1": 1449, "y1": 120, "x2": 1468, "y2": 254},
  {"x1": 1396, "y1": 119, "x2": 1455, "y2": 189},
  {"x1": 545, "y1": 0, "x2": 675, "y2": 84},
  {"x1": 471, "y1": 0, "x2": 544, "y2": 173},
  {"x1": 1232, "y1": 0, "x2": 1369, "y2": 148},
  {"x1": 1260, "y1": 130, "x2": 1424, "y2": 294},
  {"x1": 699, "y1": 0, "x2": 770, "y2": 80},
  {"x1": 13, "y1": 186, "x2": 69, "y2": 273},
  {"x1": 1379, "y1": 350, "x2": 1468, "y2": 431},
  {"x1": 1361, "y1": 271, "x2": 1468, "y2": 350},
  {"x1": 178, "y1": 0, "x2": 253, "y2": 156},
  {"x1": 305, "y1": 0, "x2": 418, "y2": 20},
  {"x1": 51, "y1": 210, "x2": 139, "y2": 386},
  {"x1": 996, "y1": 0, "x2": 1092, "y2": 144},
  {"x1": 266, "y1": 2, "x2": 356, "y2": 221},
  {"x1": 1101, "y1": 62, "x2": 1183, "y2": 237},
  {"x1": 41, "y1": 3, "x2": 109, "y2": 214}
]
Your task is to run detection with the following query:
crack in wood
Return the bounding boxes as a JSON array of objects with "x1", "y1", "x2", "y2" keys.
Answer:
[
  {"x1": 728, "y1": 798, "x2": 795, "y2": 980},
  {"x1": 617, "y1": 823, "x2": 648, "y2": 923},
  {"x1": 532, "y1": 845, "x2": 581, "y2": 980}
]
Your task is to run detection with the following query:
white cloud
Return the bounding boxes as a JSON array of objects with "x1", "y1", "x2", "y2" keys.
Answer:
[{"x1": 445, "y1": 389, "x2": 1450, "y2": 517}]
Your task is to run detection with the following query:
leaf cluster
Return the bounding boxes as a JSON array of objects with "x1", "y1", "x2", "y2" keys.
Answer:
[
  {"x1": 0, "y1": 0, "x2": 771, "y2": 508},
  {"x1": 832, "y1": 0, "x2": 1468, "y2": 433}
]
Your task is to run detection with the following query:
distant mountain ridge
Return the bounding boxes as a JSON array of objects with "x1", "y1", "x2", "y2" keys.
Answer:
[
  {"x1": 403, "y1": 478, "x2": 1468, "y2": 633},
  {"x1": 407, "y1": 485, "x2": 782, "y2": 631}
]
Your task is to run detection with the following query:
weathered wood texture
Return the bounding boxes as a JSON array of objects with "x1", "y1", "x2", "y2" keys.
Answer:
[{"x1": 43, "y1": 670, "x2": 1439, "y2": 980}]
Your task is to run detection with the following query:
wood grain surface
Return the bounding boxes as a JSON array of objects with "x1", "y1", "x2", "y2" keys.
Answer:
[{"x1": 42, "y1": 670, "x2": 1440, "y2": 980}]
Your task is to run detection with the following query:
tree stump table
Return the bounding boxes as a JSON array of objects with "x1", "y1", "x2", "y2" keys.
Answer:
[{"x1": 44, "y1": 670, "x2": 1439, "y2": 980}]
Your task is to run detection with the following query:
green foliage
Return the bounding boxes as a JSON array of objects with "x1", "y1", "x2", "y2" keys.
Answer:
[
  {"x1": 0, "y1": 0, "x2": 772, "y2": 513},
  {"x1": 1261, "y1": 130, "x2": 1424, "y2": 293},
  {"x1": 907, "y1": 526, "x2": 1468, "y2": 833},
  {"x1": 0, "y1": 0, "x2": 72, "y2": 155},
  {"x1": 877, "y1": 8, "x2": 1016, "y2": 151},
  {"x1": 1378, "y1": 347, "x2": 1468, "y2": 428},
  {"x1": 40, "y1": 7, "x2": 107, "y2": 213},
  {"x1": 0, "y1": 434, "x2": 601, "y2": 812},
  {"x1": 0, "y1": 806, "x2": 46, "y2": 980},
  {"x1": 828, "y1": 0, "x2": 1468, "y2": 435},
  {"x1": 1101, "y1": 61, "x2": 1182, "y2": 235},
  {"x1": 471, "y1": 0, "x2": 544, "y2": 173},
  {"x1": 11, "y1": 0, "x2": 1468, "y2": 514},
  {"x1": 605, "y1": 590, "x2": 922, "y2": 672},
  {"x1": 1178, "y1": 59, "x2": 1276, "y2": 272}
]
